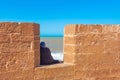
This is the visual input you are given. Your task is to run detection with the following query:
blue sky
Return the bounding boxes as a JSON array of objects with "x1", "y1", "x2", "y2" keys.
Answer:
[{"x1": 0, "y1": 0, "x2": 120, "y2": 36}]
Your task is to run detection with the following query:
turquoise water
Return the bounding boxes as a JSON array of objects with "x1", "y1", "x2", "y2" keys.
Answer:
[{"x1": 40, "y1": 37, "x2": 63, "y2": 60}]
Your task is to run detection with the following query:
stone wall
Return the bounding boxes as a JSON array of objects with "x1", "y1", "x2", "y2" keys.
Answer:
[
  {"x1": 64, "y1": 24, "x2": 120, "y2": 80},
  {"x1": 0, "y1": 22, "x2": 40, "y2": 80},
  {"x1": 1, "y1": 23, "x2": 120, "y2": 80},
  {"x1": 0, "y1": 22, "x2": 74, "y2": 80}
]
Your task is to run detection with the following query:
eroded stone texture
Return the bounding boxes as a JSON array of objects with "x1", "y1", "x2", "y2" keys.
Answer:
[
  {"x1": 34, "y1": 63, "x2": 74, "y2": 80},
  {"x1": 0, "y1": 22, "x2": 40, "y2": 80},
  {"x1": 1, "y1": 23, "x2": 120, "y2": 80},
  {"x1": 64, "y1": 24, "x2": 120, "y2": 80}
]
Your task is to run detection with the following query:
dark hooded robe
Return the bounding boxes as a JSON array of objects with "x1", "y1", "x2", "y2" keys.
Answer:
[{"x1": 40, "y1": 47, "x2": 59, "y2": 65}]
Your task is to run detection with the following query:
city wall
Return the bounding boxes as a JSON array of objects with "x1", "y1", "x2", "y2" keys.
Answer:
[
  {"x1": 64, "y1": 24, "x2": 120, "y2": 80},
  {"x1": 0, "y1": 22, "x2": 120, "y2": 80}
]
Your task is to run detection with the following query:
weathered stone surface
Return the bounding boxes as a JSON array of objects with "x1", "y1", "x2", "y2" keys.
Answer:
[
  {"x1": 10, "y1": 42, "x2": 21, "y2": 52},
  {"x1": 102, "y1": 25, "x2": 114, "y2": 33},
  {"x1": 0, "y1": 22, "x2": 39, "y2": 80},
  {"x1": 0, "y1": 43, "x2": 10, "y2": 52},
  {"x1": 64, "y1": 53, "x2": 75, "y2": 63},
  {"x1": 0, "y1": 69, "x2": 33, "y2": 80},
  {"x1": 0, "y1": 22, "x2": 21, "y2": 33},
  {"x1": 34, "y1": 49, "x2": 40, "y2": 67},
  {"x1": 77, "y1": 24, "x2": 89, "y2": 33},
  {"x1": 64, "y1": 45, "x2": 76, "y2": 53},
  {"x1": 20, "y1": 42, "x2": 31, "y2": 52},
  {"x1": 34, "y1": 64, "x2": 74, "y2": 80},
  {"x1": 11, "y1": 33, "x2": 21, "y2": 42},
  {"x1": 89, "y1": 24, "x2": 102, "y2": 33},
  {"x1": 20, "y1": 23, "x2": 39, "y2": 36},
  {"x1": 64, "y1": 36, "x2": 76, "y2": 44},
  {"x1": 1, "y1": 23, "x2": 120, "y2": 80},
  {"x1": 64, "y1": 24, "x2": 78, "y2": 35},
  {"x1": 33, "y1": 23, "x2": 40, "y2": 35},
  {"x1": 64, "y1": 24, "x2": 120, "y2": 80},
  {"x1": 0, "y1": 34, "x2": 10, "y2": 43}
]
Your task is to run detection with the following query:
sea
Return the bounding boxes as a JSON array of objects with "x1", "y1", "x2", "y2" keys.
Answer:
[{"x1": 40, "y1": 37, "x2": 63, "y2": 61}]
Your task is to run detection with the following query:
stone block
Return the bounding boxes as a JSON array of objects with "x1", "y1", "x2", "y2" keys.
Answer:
[
  {"x1": 102, "y1": 25, "x2": 113, "y2": 33},
  {"x1": 64, "y1": 36, "x2": 76, "y2": 44},
  {"x1": 34, "y1": 50, "x2": 40, "y2": 67},
  {"x1": 33, "y1": 23, "x2": 40, "y2": 35},
  {"x1": 102, "y1": 33, "x2": 118, "y2": 40},
  {"x1": 64, "y1": 24, "x2": 78, "y2": 35},
  {"x1": 117, "y1": 25, "x2": 120, "y2": 33},
  {"x1": 9, "y1": 42, "x2": 21, "y2": 52},
  {"x1": 75, "y1": 69, "x2": 111, "y2": 79},
  {"x1": 32, "y1": 40, "x2": 40, "y2": 50},
  {"x1": 64, "y1": 53, "x2": 75, "y2": 63},
  {"x1": 75, "y1": 70, "x2": 86, "y2": 79},
  {"x1": 0, "y1": 34, "x2": 10, "y2": 43},
  {"x1": 20, "y1": 42, "x2": 31, "y2": 52},
  {"x1": 91, "y1": 69, "x2": 111, "y2": 78},
  {"x1": 1, "y1": 51, "x2": 32, "y2": 71},
  {"x1": 54, "y1": 65, "x2": 74, "y2": 77},
  {"x1": 95, "y1": 77, "x2": 120, "y2": 80},
  {"x1": 75, "y1": 34, "x2": 104, "y2": 46},
  {"x1": 0, "y1": 22, "x2": 21, "y2": 33},
  {"x1": 21, "y1": 35, "x2": 40, "y2": 42},
  {"x1": 20, "y1": 23, "x2": 34, "y2": 36},
  {"x1": 20, "y1": 23, "x2": 39, "y2": 36},
  {"x1": 74, "y1": 54, "x2": 88, "y2": 65},
  {"x1": 0, "y1": 69, "x2": 33, "y2": 80},
  {"x1": 44, "y1": 67, "x2": 58, "y2": 78},
  {"x1": 21, "y1": 36, "x2": 34, "y2": 42},
  {"x1": 27, "y1": 51, "x2": 35, "y2": 68},
  {"x1": 6, "y1": 59, "x2": 27, "y2": 71},
  {"x1": 0, "y1": 66, "x2": 6, "y2": 73},
  {"x1": 79, "y1": 53, "x2": 120, "y2": 68},
  {"x1": 117, "y1": 33, "x2": 120, "y2": 40},
  {"x1": 109, "y1": 68, "x2": 120, "y2": 77},
  {"x1": 44, "y1": 77, "x2": 55, "y2": 80},
  {"x1": 14, "y1": 52, "x2": 29, "y2": 60},
  {"x1": 75, "y1": 44, "x2": 104, "y2": 54},
  {"x1": 0, "y1": 43, "x2": 10, "y2": 52},
  {"x1": 111, "y1": 25, "x2": 119, "y2": 33},
  {"x1": 77, "y1": 24, "x2": 89, "y2": 34},
  {"x1": 56, "y1": 75, "x2": 74, "y2": 80},
  {"x1": 34, "y1": 67, "x2": 45, "y2": 75},
  {"x1": 34, "y1": 68, "x2": 45, "y2": 80},
  {"x1": 41, "y1": 65, "x2": 74, "y2": 78},
  {"x1": 11, "y1": 33, "x2": 21, "y2": 42},
  {"x1": 104, "y1": 40, "x2": 119, "y2": 54},
  {"x1": 64, "y1": 45, "x2": 76, "y2": 53},
  {"x1": 0, "y1": 52, "x2": 29, "y2": 68},
  {"x1": 89, "y1": 24, "x2": 102, "y2": 33}
]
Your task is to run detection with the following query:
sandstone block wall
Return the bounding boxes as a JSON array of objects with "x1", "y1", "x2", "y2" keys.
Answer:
[
  {"x1": 0, "y1": 22, "x2": 74, "y2": 80},
  {"x1": 1, "y1": 23, "x2": 120, "y2": 80},
  {"x1": 34, "y1": 64, "x2": 74, "y2": 80},
  {"x1": 64, "y1": 24, "x2": 120, "y2": 80},
  {"x1": 0, "y1": 22, "x2": 40, "y2": 80}
]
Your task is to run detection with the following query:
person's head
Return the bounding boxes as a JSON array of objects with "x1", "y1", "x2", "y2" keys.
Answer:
[{"x1": 40, "y1": 42, "x2": 46, "y2": 47}]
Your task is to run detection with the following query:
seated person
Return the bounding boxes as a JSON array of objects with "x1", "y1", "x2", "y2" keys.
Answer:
[{"x1": 40, "y1": 42, "x2": 62, "y2": 65}]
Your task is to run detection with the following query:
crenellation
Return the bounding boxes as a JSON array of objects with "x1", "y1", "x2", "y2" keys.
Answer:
[
  {"x1": 64, "y1": 24, "x2": 120, "y2": 80},
  {"x1": 0, "y1": 23, "x2": 120, "y2": 80}
]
